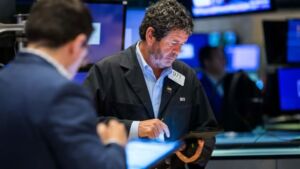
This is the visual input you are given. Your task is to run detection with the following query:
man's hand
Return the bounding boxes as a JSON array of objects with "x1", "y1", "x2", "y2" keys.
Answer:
[
  {"x1": 138, "y1": 119, "x2": 170, "y2": 139},
  {"x1": 175, "y1": 139, "x2": 204, "y2": 163},
  {"x1": 97, "y1": 120, "x2": 127, "y2": 147}
]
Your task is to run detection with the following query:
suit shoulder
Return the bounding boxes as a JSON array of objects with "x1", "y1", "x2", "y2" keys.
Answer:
[
  {"x1": 24, "y1": 65, "x2": 87, "y2": 97},
  {"x1": 97, "y1": 53, "x2": 122, "y2": 66},
  {"x1": 94, "y1": 45, "x2": 136, "y2": 69}
]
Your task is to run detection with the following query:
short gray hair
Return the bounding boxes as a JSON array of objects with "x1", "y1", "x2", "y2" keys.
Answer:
[{"x1": 139, "y1": 0, "x2": 193, "y2": 41}]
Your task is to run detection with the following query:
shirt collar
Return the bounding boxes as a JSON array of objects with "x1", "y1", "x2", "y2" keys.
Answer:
[
  {"x1": 136, "y1": 41, "x2": 149, "y2": 71},
  {"x1": 21, "y1": 48, "x2": 72, "y2": 80},
  {"x1": 206, "y1": 72, "x2": 225, "y2": 86}
]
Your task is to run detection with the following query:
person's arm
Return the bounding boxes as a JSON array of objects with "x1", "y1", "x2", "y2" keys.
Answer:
[
  {"x1": 97, "y1": 120, "x2": 127, "y2": 146},
  {"x1": 42, "y1": 83, "x2": 126, "y2": 169},
  {"x1": 84, "y1": 65, "x2": 170, "y2": 139},
  {"x1": 83, "y1": 65, "x2": 132, "y2": 131},
  {"x1": 129, "y1": 121, "x2": 140, "y2": 139}
]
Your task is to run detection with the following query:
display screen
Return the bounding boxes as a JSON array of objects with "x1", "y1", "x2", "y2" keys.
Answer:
[
  {"x1": 177, "y1": 33, "x2": 209, "y2": 68},
  {"x1": 224, "y1": 44, "x2": 260, "y2": 72},
  {"x1": 263, "y1": 20, "x2": 288, "y2": 64},
  {"x1": 278, "y1": 68, "x2": 300, "y2": 111},
  {"x1": 124, "y1": 8, "x2": 145, "y2": 49},
  {"x1": 85, "y1": 2, "x2": 125, "y2": 64},
  {"x1": 287, "y1": 19, "x2": 300, "y2": 63},
  {"x1": 126, "y1": 139, "x2": 181, "y2": 169},
  {"x1": 184, "y1": 0, "x2": 273, "y2": 18}
]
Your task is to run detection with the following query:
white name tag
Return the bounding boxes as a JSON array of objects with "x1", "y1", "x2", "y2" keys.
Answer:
[{"x1": 168, "y1": 69, "x2": 185, "y2": 86}]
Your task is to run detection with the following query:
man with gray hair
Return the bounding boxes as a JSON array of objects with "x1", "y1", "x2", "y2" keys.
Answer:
[{"x1": 84, "y1": 0, "x2": 218, "y2": 168}]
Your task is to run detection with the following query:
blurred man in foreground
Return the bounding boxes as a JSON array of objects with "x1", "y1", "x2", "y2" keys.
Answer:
[{"x1": 0, "y1": 0, "x2": 127, "y2": 169}]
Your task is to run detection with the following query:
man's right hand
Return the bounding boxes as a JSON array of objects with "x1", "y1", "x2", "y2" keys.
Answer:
[
  {"x1": 97, "y1": 120, "x2": 127, "y2": 147},
  {"x1": 138, "y1": 119, "x2": 170, "y2": 139}
]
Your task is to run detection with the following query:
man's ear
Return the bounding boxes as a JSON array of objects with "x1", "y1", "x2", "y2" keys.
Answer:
[
  {"x1": 145, "y1": 27, "x2": 156, "y2": 46},
  {"x1": 68, "y1": 34, "x2": 87, "y2": 59},
  {"x1": 73, "y1": 34, "x2": 87, "y2": 54}
]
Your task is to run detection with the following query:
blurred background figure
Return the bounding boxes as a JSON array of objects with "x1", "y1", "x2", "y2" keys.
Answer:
[{"x1": 199, "y1": 46, "x2": 263, "y2": 132}]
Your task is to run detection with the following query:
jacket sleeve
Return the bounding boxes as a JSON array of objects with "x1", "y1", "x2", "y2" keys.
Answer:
[
  {"x1": 83, "y1": 65, "x2": 133, "y2": 134},
  {"x1": 42, "y1": 82, "x2": 126, "y2": 169},
  {"x1": 83, "y1": 65, "x2": 106, "y2": 114}
]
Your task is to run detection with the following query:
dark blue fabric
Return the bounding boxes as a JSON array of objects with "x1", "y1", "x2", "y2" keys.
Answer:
[
  {"x1": 0, "y1": 52, "x2": 126, "y2": 169},
  {"x1": 200, "y1": 74, "x2": 223, "y2": 122}
]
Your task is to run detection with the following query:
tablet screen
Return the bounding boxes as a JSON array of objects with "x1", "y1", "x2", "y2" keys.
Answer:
[{"x1": 126, "y1": 139, "x2": 181, "y2": 169}]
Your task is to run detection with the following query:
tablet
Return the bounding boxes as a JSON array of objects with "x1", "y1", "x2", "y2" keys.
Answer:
[
  {"x1": 126, "y1": 139, "x2": 182, "y2": 169},
  {"x1": 183, "y1": 129, "x2": 223, "y2": 139}
]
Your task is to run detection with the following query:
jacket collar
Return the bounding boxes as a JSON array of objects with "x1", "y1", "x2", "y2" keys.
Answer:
[
  {"x1": 119, "y1": 44, "x2": 181, "y2": 119},
  {"x1": 20, "y1": 48, "x2": 72, "y2": 79},
  {"x1": 120, "y1": 44, "x2": 155, "y2": 118}
]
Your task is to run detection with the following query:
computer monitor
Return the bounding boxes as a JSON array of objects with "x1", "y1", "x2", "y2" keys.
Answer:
[
  {"x1": 178, "y1": 0, "x2": 274, "y2": 18},
  {"x1": 278, "y1": 68, "x2": 300, "y2": 113},
  {"x1": 177, "y1": 33, "x2": 209, "y2": 69},
  {"x1": 224, "y1": 44, "x2": 260, "y2": 72},
  {"x1": 85, "y1": 1, "x2": 126, "y2": 65},
  {"x1": 263, "y1": 20, "x2": 288, "y2": 64},
  {"x1": 75, "y1": 1, "x2": 126, "y2": 80},
  {"x1": 263, "y1": 70, "x2": 281, "y2": 116},
  {"x1": 287, "y1": 19, "x2": 300, "y2": 64},
  {"x1": 124, "y1": 8, "x2": 145, "y2": 49}
]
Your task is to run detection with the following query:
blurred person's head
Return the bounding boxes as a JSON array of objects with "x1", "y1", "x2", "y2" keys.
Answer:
[
  {"x1": 138, "y1": 0, "x2": 193, "y2": 70},
  {"x1": 199, "y1": 46, "x2": 226, "y2": 78},
  {"x1": 25, "y1": 0, "x2": 93, "y2": 77}
]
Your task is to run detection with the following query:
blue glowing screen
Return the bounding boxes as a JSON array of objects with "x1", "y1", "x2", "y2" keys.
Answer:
[
  {"x1": 191, "y1": 0, "x2": 273, "y2": 18},
  {"x1": 278, "y1": 68, "x2": 300, "y2": 111},
  {"x1": 85, "y1": 3, "x2": 125, "y2": 64},
  {"x1": 224, "y1": 44, "x2": 260, "y2": 72},
  {"x1": 287, "y1": 19, "x2": 300, "y2": 63},
  {"x1": 177, "y1": 34, "x2": 209, "y2": 68}
]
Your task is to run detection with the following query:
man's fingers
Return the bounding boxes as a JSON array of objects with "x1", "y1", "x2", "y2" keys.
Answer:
[
  {"x1": 151, "y1": 126, "x2": 159, "y2": 138},
  {"x1": 138, "y1": 119, "x2": 170, "y2": 139},
  {"x1": 97, "y1": 123, "x2": 107, "y2": 135},
  {"x1": 97, "y1": 123, "x2": 108, "y2": 144},
  {"x1": 107, "y1": 119, "x2": 119, "y2": 127},
  {"x1": 157, "y1": 121, "x2": 170, "y2": 138},
  {"x1": 161, "y1": 123, "x2": 170, "y2": 138}
]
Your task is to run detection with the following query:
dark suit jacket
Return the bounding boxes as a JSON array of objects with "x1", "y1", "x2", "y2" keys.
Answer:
[
  {"x1": 0, "y1": 52, "x2": 126, "y2": 169},
  {"x1": 84, "y1": 44, "x2": 218, "y2": 168}
]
